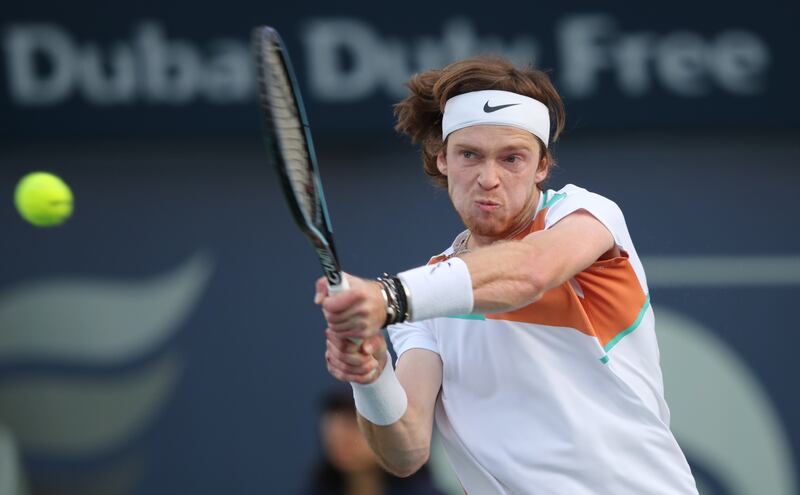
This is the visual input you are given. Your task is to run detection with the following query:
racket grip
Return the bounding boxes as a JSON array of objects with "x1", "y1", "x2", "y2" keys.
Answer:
[
  {"x1": 327, "y1": 277, "x2": 363, "y2": 346},
  {"x1": 328, "y1": 276, "x2": 349, "y2": 294}
]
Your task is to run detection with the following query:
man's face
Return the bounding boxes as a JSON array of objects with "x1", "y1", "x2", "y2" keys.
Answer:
[{"x1": 437, "y1": 125, "x2": 547, "y2": 240}]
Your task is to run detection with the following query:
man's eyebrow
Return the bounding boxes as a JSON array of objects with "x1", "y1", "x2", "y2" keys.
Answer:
[
  {"x1": 449, "y1": 135, "x2": 537, "y2": 153},
  {"x1": 497, "y1": 138, "x2": 537, "y2": 152},
  {"x1": 497, "y1": 144, "x2": 534, "y2": 153},
  {"x1": 451, "y1": 142, "x2": 534, "y2": 154},
  {"x1": 451, "y1": 142, "x2": 486, "y2": 153}
]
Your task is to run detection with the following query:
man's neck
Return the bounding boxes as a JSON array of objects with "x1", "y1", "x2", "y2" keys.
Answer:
[{"x1": 467, "y1": 188, "x2": 542, "y2": 250}]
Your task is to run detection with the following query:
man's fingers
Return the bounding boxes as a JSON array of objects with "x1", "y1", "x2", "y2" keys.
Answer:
[
  {"x1": 348, "y1": 369, "x2": 379, "y2": 384},
  {"x1": 327, "y1": 365, "x2": 378, "y2": 384},
  {"x1": 325, "y1": 319, "x2": 378, "y2": 341},
  {"x1": 326, "y1": 330, "x2": 364, "y2": 352},
  {"x1": 327, "y1": 340, "x2": 371, "y2": 367},
  {"x1": 361, "y1": 334, "x2": 388, "y2": 357},
  {"x1": 326, "y1": 364, "x2": 375, "y2": 384},
  {"x1": 314, "y1": 277, "x2": 329, "y2": 305},
  {"x1": 327, "y1": 319, "x2": 367, "y2": 335},
  {"x1": 324, "y1": 306, "x2": 369, "y2": 325},
  {"x1": 332, "y1": 327, "x2": 378, "y2": 340},
  {"x1": 325, "y1": 349, "x2": 378, "y2": 379},
  {"x1": 320, "y1": 274, "x2": 385, "y2": 385},
  {"x1": 322, "y1": 289, "x2": 365, "y2": 313}
]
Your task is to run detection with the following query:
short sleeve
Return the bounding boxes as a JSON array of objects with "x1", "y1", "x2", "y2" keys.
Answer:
[
  {"x1": 544, "y1": 184, "x2": 630, "y2": 250},
  {"x1": 387, "y1": 320, "x2": 438, "y2": 359}
]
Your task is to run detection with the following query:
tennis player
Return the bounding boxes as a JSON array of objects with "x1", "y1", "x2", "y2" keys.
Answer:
[{"x1": 315, "y1": 56, "x2": 698, "y2": 494}]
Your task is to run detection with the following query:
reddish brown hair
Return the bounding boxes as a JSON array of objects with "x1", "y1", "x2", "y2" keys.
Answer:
[{"x1": 394, "y1": 56, "x2": 566, "y2": 188}]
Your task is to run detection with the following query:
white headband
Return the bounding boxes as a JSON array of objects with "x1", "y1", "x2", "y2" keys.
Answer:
[{"x1": 442, "y1": 90, "x2": 551, "y2": 146}]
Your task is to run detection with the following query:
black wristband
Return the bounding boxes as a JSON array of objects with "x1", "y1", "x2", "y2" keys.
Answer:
[
  {"x1": 391, "y1": 276, "x2": 408, "y2": 323},
  {"x1": 377, "y1": 274, "x2": 410, "y2": 327}
]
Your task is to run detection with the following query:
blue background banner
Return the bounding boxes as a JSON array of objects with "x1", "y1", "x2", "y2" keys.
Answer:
[{"x1": 2, "y1": 2, "x2": 799, "y2": 138}]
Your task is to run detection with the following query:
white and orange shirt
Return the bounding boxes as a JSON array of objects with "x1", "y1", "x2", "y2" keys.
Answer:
[{"x1": 388, "y1": 184, "x2": 698, "y2": 495}]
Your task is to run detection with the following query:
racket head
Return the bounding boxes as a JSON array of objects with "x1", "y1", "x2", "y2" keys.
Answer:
[{"x1": 252, "y1": 26, "x2": 345, "y2": 287}]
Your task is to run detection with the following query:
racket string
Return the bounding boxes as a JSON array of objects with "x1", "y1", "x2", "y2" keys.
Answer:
[{"x1": 255, "y1": 32, "x2": 325, "y2": 229}]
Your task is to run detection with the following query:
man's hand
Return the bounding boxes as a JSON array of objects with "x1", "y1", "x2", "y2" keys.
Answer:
[
  {"x1": 314, "y1": 274, "x2": 386, "y2": 341},
  {"x1": 315, "y1": 274, "x2": 389, "y2": 384},
  {"x1": 324, "y1": 331, "x2": 388, "y2": 384}
]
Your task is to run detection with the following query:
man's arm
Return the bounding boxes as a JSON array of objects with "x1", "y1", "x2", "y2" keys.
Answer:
[
  {"x1": 358, "y1": 348, "x2": 442, "y2": 477},
  {"x1": 316, "y1": 209, "x2": 614, "y2": 474},
  {"x1": 325, "y1": 336, "x2": 442, "y2": 477},
  {"x1": 464, "y1": 209, "x2": 616, "y2": 313},
  {"x1": 319, "y1": 210, "x2": 616, "y2": 342}
]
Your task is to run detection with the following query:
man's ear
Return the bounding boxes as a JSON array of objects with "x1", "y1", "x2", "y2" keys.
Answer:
[
  {"x1": 436, "y1": 151, "x2": 448, "y2": 176},
  {"x1": 534, "y1": 155, "x2": 550, "y2": 185}
]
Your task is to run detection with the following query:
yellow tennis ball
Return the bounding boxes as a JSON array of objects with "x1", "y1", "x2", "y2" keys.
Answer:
[{"x1": 14, "y1": 172, "x2": 74, "y2": 227}]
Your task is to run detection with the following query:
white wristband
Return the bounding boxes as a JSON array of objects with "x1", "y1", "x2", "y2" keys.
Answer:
[
  {"x1": 397, "y1": 257, "x2": 474, "y2": 321},
  {"x1": 351, "y1": 353, "x2": 408, "y2": 426}
]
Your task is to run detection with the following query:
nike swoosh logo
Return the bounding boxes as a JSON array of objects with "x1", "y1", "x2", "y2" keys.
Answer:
[{"x1": 483, "y1": 101, "x2": 520, "y2": 113}]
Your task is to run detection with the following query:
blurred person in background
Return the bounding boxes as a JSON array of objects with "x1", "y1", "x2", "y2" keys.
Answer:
[{"x1": 303, "y1": 389, "x2": 445, "y2": 495}]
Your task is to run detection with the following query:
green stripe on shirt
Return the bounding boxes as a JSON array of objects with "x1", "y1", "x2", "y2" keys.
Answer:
[{"x1": 599, "y1": 294, "x2": 651, "y2": 363}]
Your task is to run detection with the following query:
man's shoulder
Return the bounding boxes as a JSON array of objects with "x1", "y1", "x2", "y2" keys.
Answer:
[
  {"x1": 546, "y1": 184, "x2": 620, "y2": 211},
  {"x1": 544, "y1": 183, "x2": 631, "y2": 247},
  {"x1": 550, "y1": 183, "x2": 603, "y2": 199}
]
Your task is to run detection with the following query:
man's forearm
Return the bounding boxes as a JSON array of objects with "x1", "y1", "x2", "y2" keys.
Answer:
[
  {"x1": 464, "y1": 211, "x2": 617, "y2": 314},
  {"x1": 357, "y1": 408, "x2": 432, "y2": 477},
  {"x1": 351, "y1": 348, "x2": 442, "y2": 478},
  {"x1": 462, "y1": 238, "x2": 549, "y2": 313}
]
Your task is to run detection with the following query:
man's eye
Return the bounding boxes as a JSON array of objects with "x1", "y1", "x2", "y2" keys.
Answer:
[
  {"x1": 505, "y1": 155, "x2": 519, "y2": 163},
  {"x1": 462, "y1": 151, "x2": 474, "y2": 159}
]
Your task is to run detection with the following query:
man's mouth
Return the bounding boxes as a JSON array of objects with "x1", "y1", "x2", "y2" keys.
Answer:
[{"x1": 475, "y1": 200, "x2": 500, "y2": 212}]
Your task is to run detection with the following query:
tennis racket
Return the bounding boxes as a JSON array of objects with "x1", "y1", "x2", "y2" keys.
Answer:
[{"x1": 252, "y1": 26, "x2": 352, "y2": 302}]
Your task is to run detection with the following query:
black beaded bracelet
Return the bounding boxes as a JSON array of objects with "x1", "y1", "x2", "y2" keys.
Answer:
[{"x1": 377, "y1": 274, "x2": 408, "y2": 328}]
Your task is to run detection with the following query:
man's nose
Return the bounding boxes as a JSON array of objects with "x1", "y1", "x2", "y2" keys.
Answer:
[{"x1": 477, "y1": 161, "x2": 501, "y2": 190}]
